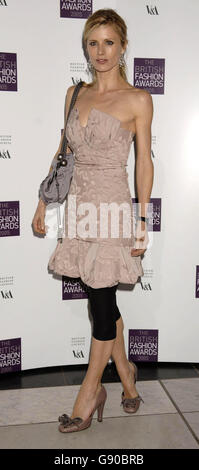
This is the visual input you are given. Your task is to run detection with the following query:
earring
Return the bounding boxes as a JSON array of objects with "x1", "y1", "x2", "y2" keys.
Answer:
[
  {"x1": 87, "y1": 58, "x2": 94, "y2": 74},
  {"x1": 119, "y1": 53, "x2": 125, "y2": 67}
]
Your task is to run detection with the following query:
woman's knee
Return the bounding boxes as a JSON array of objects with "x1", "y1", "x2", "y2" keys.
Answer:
[
  {"x1": 92, "y1": 322, "x2": 117, "y2": 341},
  {"x1": 87, "y1": 286, "x2": 118, "y2": 341},
  {"x1": 90, "y1": 299, "x2": 117, "y2": 340}
]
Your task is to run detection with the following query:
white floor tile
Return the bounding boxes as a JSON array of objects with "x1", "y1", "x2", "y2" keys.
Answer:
[
  {"x1": 162, "y1": 378, "x2": 199, "y2": 412},
  {"x1": 0, "y1": 381, "x2": 176, "y2": 426},
  {"x1": 0, "y1": 414, "x2": 198, "y2": 449},
  {"x1": 183, "y1": 412, "x2": 199, "y2": 439}
]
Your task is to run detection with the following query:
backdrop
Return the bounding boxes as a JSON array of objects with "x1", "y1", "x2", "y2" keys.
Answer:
[{"x1": 1, "y1": 0, "x2": 199, "y2": 373}]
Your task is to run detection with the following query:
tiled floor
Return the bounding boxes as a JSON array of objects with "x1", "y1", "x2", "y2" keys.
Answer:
[{"x1": 0, "y1": 362, "x2": 199, "y2": 449}]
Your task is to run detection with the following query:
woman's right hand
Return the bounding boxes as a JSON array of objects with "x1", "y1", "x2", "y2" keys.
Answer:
[{"x1": 32, "y1": 199, "x2": 47, "y2": 235}]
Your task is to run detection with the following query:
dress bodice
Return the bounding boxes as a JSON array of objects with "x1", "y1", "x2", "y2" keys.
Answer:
[{"x1": 66, "y1": 106, "x2": 134, "y2": 170}]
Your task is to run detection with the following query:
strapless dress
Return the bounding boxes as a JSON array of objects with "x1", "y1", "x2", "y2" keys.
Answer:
[{"x1": 48, "y1": 106, "x2": 144, "y2": 288}]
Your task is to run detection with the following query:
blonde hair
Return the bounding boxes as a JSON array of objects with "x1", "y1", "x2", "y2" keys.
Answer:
[{"x1": 82, "y1": 8, "x2": 128, "y2": 86}]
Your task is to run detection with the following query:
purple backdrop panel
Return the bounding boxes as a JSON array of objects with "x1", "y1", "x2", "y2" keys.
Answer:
[
  {"x1": 129, "y1": 329, "x2": 158, "y2": 362},
  {"x1": 62, "y1": 277, "x2": 89, "y2": 300},
  {"x1": 134, "y1": 58, "x2": 165, "y2": 94},
  {"x1": 0, "y1": 52, "x2": 17, "y2": 91},
  {"x1": 0, "y1": 201, "x2": 20, "y2": 237},
  {"x1": 0, "y1": 338, "x2": 21, "y2": 374},
  {"x1": 60, "y1": 0, "x2": 92, "y2": 19}
]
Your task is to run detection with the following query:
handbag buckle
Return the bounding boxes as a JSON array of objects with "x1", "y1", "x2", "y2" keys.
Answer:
[{"x1": 57, "y1": 153, "x2": 68, "y2": 167}]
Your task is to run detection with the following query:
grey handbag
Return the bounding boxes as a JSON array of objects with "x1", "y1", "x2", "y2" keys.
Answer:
[{"x1": 39, "y1": 80, "x2": 84, "y2": 205}]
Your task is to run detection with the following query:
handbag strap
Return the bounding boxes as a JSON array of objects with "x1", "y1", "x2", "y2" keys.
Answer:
[{"x1": 62, "y1": 80, "x2": 84, "y2": 154}]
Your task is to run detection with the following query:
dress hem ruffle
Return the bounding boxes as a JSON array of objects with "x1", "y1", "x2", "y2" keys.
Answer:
[{"x1": 48, "y1": 237, "x2": 144, "y2": 289}]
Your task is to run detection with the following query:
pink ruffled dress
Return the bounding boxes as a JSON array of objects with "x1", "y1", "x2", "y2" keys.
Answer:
[{"x1": 48, "y1": 106, "x2": 144, "y2": 288}]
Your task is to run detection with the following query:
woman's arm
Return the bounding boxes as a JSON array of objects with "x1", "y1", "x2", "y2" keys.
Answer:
[
  {"x1": 135, "y1": 89, "x2": 154, "y2": 218},
  {"x1": 131, "y1": 90, "x2": 154, "y2": 254},
  {"x1": 35, "y1": 84, "x2": 77, "y2": 230},
  {"x1": 47, "y1": 84, "x2": 76, "y2": 175},
  {"x1": 38, "y1": 84, "x2": 76, "y2": 207}
]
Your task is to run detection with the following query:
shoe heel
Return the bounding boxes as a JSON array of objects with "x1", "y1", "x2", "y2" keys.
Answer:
[{"x1": 97, "y1": 399, "x2": 106, "y2": 422}]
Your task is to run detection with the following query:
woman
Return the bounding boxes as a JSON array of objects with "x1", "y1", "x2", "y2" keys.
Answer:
[{"x1": 32, "y1": 8, "x2": 153, "y2": 433}]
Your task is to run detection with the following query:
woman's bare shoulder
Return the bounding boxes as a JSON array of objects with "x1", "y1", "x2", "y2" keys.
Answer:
[
  {"x1": 66, "y1": 81, "x2": 88, "y2": 100},
  {"x1": 127, "y1": 84, "x2": 151, "y2": 98},
  {"x1": 67, "y1": 81, "x2": 88, "y2": 91},
  {"x1": 127, "y1": 85, "x2": 153, "y2": 113}
]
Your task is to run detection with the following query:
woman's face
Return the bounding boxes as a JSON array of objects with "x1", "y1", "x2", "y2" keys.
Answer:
[{"x1": 86, "y1": 24, "x2": 125, "y2": 73}]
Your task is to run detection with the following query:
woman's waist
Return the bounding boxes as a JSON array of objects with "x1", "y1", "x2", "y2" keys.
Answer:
[
  {"x1": 74, "y1": 160, "x2": 127, "y2": 171},
  {"x1": 69, "y1": 175, "x2": 132, "y2": 202}
]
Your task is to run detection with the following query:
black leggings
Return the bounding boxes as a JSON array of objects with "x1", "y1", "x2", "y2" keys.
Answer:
[{"x1": 86, "y1": 283, "x2": 121, "y2": 341}]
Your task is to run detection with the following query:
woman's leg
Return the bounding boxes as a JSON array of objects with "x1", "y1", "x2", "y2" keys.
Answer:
[
  {"x1": 111, "y1": 316, "x2": 139, "y2": 398},
  {"x1": 71, "y1": 335, "x2": 115, "y2": 420},
  {"x1": 71, "y1": 284, "x2": 137, "y2": 421},
  {"x1": 71, "y1": 284, "x2": 118, "y2": 420}
]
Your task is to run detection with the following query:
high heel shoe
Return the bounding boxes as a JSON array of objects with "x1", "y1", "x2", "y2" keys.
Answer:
[
  {"x1": 58, "y1": 384, "x2": 107, "y2": 433},
  {"x1": 121, "y1": 361, "x2": 144, "y2": 414}
]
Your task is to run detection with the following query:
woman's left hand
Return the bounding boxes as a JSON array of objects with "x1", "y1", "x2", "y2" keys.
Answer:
[{"x1": 131, "y1": 221, "x2": 149, "y2": 257}]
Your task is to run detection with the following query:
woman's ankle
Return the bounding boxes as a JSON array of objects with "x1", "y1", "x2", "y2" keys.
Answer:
[
  {"x1": 113, "y1": 357, "x2": 131, "y2": 381},
  {"x1": 81, "y1": 379, "x2": 102, "y2": 396}
]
